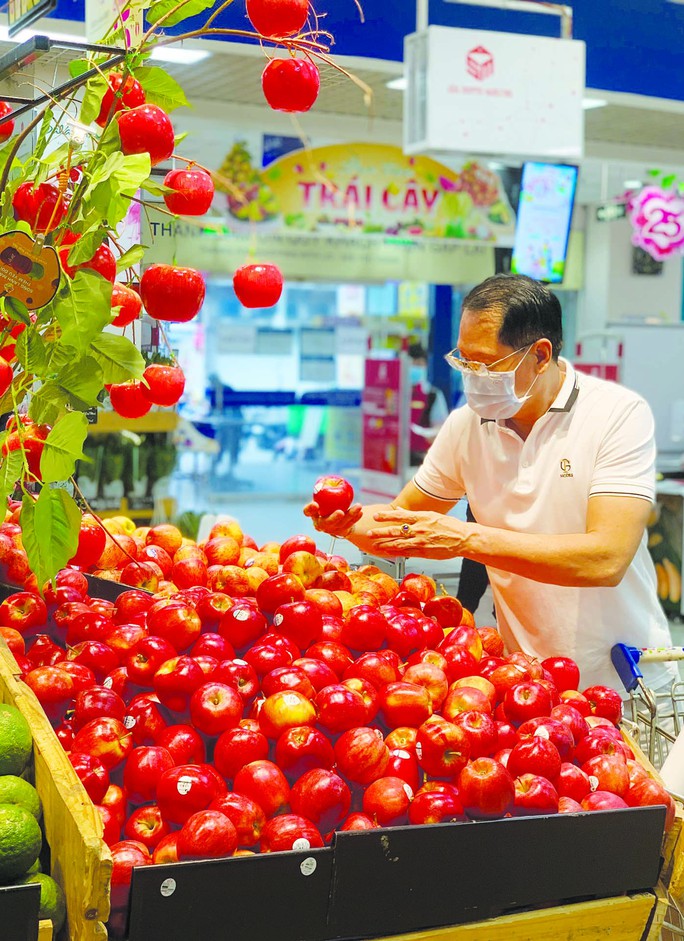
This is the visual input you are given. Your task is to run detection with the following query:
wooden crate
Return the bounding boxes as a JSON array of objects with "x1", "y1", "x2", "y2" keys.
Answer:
[
  {"x1": 0, "y1": 642, "x2": 112, "y2": 941},
  {"x1": 376, "y1": 891, "x2": 657, "y2": 941}
]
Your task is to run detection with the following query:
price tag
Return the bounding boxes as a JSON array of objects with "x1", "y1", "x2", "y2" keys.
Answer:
[{"x1": 0, "y1": 231, "x2": 60, "y2": 309}]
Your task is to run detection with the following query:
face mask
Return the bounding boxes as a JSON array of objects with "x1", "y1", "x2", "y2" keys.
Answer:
[
  {"x1": 461, "y1": 348, "x2": 539, "y2": 420},
  {"x1": 410, "y1": 365, "x2": 427, "y2": 386}
]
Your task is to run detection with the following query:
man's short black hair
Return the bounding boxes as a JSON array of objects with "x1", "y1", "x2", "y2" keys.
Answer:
[
  {"x1": 408, "y1": 342, "x2": 427, "y2": 361},
  {"x1": 462, "y1": 274, "x2": 563, "y2": 360}
]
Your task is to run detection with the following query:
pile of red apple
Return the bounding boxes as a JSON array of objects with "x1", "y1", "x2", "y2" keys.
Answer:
[{"x1": 0, "y1": 520, "x2": 675, "y2": 935}]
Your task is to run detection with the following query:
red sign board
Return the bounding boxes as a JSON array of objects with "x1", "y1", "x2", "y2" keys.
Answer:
[
  {"x1": 362, "y1": 359, "x2": 403, "y2": 475},
  {"x1": 574, "y1": 363, "x2": 619, "y2": 382}
]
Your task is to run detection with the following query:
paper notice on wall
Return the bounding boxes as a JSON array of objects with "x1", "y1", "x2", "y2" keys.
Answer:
[{"x1": 217, "y1": 323, "x2": 257, "y2": 354}]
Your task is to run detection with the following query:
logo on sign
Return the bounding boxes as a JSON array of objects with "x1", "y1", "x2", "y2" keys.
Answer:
[
  {"x1": 628, "y1": 186, "x2": 684, "y2": 260},
  {"x1": 467, "y1": 46, "x2": 494, "y2": 82}
]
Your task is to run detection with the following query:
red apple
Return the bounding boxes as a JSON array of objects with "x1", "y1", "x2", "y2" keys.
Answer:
[
  {"x1": 559, "y1": 689, "x2": 592, "y2": 716},
  {"x1": 109, "y1": 840, "x2": 151, "y2": 934},
  {"x1": 210, "y1": 792, "x2": 266, "y2": 847},
  {"x1": 415, "y1": 716, "x2": 470, "y2": 779},
  {"x1": 189, "y1": 682, "x2": 244, "y2": 736},
  {"x1": 453, "y1": 710, "x2": 497, "y2": 758},
  {"x1": 400, "y1": 573, "x2": 436, "y2": 604},
  {"x1": 290, "y1": 768, "x2": 351, "y2": 832},
  {"x1": 581, "y1": 754, "x2": 629, "y2": 797},
  {"x1": 503, "y1": 681, "x2": 553, "y2": 726},
  {"x1": 256, "y1": 573, "x2": 305, "y2": 615},
  {"x1": 124, "y1": 804, "x2": 170, "y2": 851},
  {"x1": 260, "y1": 814, "x2": 324, "y2": 853},
  {"x1": 177, "y1": 809, "x2": 237, "y2": 861},
  {"x1": 513, "y1": 773, "x2": 559, "y2": 815},
  {"x1": 156, "y1": 724, "x2": 205, "y2": 765},
  {"x1": 341, "y1": 677, "x2": 379, "y2": 724},
  {"x1": 213, "y1": 658, "x2": 260, "y2": 701},
  {"x1": 316, "y1": 684, "x2": 366, "y2": 733},
  {"x1": 213, "y1": 726, "x2": 269, "y2": 780},
  {"x1": 195, "y1": 594, "x2": 234, "y2": 631},
  {"x1": 67, "y1": 641, "x2": 119, "y2": 683},
  {"x1": 293, "y1": 657, "x2": 338, "y2": 692},
  {"x1": 573, "y1": 729, "x2": 631, "y2": 766},
  {"x1": 334, "y1": 726, "x2": 389, "y2": 785},
  {"x1": 343, "y1": 652, "x2": 400, "y2": 690},
  {"x1": 259, "y1": 690, "x2": 316, "y2": 739},
  {"x1": 517, "y1": 717, "x2": 574, "y2": 761},
  {"x1": 126, "y1": 636, "x2": 177, "y2": 687},
  {"x1": 157, "y1": 763, "x2": 225, "y2": 826},
  {"x1": 233, "y1": 760, "x2": 290, "y2": 818},
  {"x1": 541, "y1": 656, "x2": 580, "y2": 692},
  {"x1": 69, "y1": 752, "x2": 110, "y2": 804},
  {"x1": 339, "y1": 813, "x2": 379, "y2": 831},
  {"x1": 581, "y1": 791, "x2": 629, "y2": 811},
  {"x1": 422, "y1": 594, "x2": 463, "y2": 628},
  {"x1": 458, "y1": 757, "x2": 515, "y2": 819},
  {"x1": 72, "y1": 686, "x2": 126, "y2": 731},
  {"x1": 262, "y1": 666, "x2": 315, "y2": 700},
  {"x1": 362, "y1": 776, "x2": 413, "y2": 827},
  {"x1": 152, "y1": 832, "x2": 180, "y2": 864},
  {"x1": 550, "y1": 703, "x2": 589, "y2": 745},
  {"x1": 312, "y1": 475, "x2": 354, "y2": 517},
  {"x1": 342, "y1": 605, "x2": 386, "y2": 652},
  {"x1": 279, "y1": 534, "x2": 317, "y2": 563},
  {"x1": 442, "y1": 686, "x2": 492, "y2": 722},
  {"x1": 272, "y1": 600, "x2": 323, "y2": 649},
  {"x1": 379, "y1": 681, "x2": 433, "y2": 729},
  {"x1": 507, "y1": 738, "x2": 561, "y2": 781},
  {"x1": 385, "y1": 748, "x2": 422, "y2": 794},
  {"x1": 123, "y1": 745, "x2": 176, "y2": 805},
  {"x1": 125, "y1": 695, "x2": 167, "y2": 747},
  {"x1": 625, "y1": 775, "x2": 676, "y2": 831},
  {"x1": 582, "y1": 685, "x2": 623, "y2": 725},
  {"x1": 72, "y1": 717, "x2": 133, "y2": 770},
  {"x1": 153, "y1": 656, "x2": 205, "y2": 713},
  {"x1": 304, "y1": 641, "x2": 353, "y2": 678},
  {"x1": 556, "y1": 762, "x2": 594, "y2": 803},
  {"x1": 147, "y1": 601, "x2": 201, "y2": 653}
]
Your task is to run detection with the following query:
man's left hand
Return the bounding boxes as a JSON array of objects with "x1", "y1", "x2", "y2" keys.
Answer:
[{"x1": 366, "y1": 508, "x2": 469, "y2": 560}]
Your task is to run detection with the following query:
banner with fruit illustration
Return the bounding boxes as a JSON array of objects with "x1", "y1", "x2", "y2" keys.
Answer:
[{"x1": 216, "y1": 142, "x2": 516, "y2": 242}]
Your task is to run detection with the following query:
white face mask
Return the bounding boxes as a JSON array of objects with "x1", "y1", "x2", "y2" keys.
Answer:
[{"x1": 460, "y1": 346, "x2": 539, "y2": 420}]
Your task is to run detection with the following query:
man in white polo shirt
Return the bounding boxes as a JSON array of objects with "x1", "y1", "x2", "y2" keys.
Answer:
[{"x1": 305, "y1": 274, "x2": 675, "y2": 692}]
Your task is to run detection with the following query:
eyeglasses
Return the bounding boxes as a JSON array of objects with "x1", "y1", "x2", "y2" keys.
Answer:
[{"x1": 444, "y1": 343, "x2": 533, "y2": 377}]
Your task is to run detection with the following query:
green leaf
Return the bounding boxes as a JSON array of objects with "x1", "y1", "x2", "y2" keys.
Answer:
[
  {"x1": 21, "y1": 488, "x2": 81, "y2": 587},
  {"x1": 40, "y1": 411, "x2": 89, "y2": 483},
  {"x1": 174, "y1": 131, "x2": 188, "y2": 146},
  {"x1": 45, "y1": 343, "x2": 77, "y2": 375},
  {"x1": 67, "y1": 229, "x2": 106, "y2": 266},
  {"x1": 0, "y1": 452, "x2": 22, "y2": 506},
  {"x1": 146, "y1": 0, "x2": 217, "y2": 27},
  {"x1": 56, "y1": 270, "x2": 113, "y2": 353},
  {"x1": 15, "y1": 330, "x2": 48, "y2": 375},
  {"x1": 69, "y1": 59, "x2": 90, "y2": 79},
  {"x1": 90, "y1": 333, "x2": 145, "y2": 384},
  {"x1": 81, "y1": 76, "x2": 109, "y2": 126},
  {"x1": 29, "y1": 382, "x2": 69, "y2": 426},
  {"x1": 662, "y1": 174, "x2": 677, "y2": 190},
  {"x1": 84, "y1": 153, "x2": 151, "y2": 227},
  {"x1": 140, "y1": 177, "x2": 175, "y2": 197},
  {"x1": 116, "y1": 244, "x2": 146, "y2": 271},
  {"x1": 647, "y1": 168, "x2": 662, "y2": 178},
  {"x1": 3, "y1": 297, "x2": 30, "y2": 325},
  {"x1": 56, "y1": 356, "x2": 104, "y2": 406},
  {"x1": 134, "y1": 66, "x2": 190, "y2": 111}
]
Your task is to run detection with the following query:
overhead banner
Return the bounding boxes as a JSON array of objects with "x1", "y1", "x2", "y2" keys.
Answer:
[
  {"x1": 404, "y1": 26, "x2": 585, "y2": 159},
  {"x1": 215, "y1": 141, "x2": 517, "y2": 244}
]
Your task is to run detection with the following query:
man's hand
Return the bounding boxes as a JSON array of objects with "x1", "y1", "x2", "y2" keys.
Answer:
[
  {"x1": 303, "y1": 501, "x2": 364, "y2": 538},
  {"x1": 366, "y1": 508, "x2": 469, "y2": 560}
]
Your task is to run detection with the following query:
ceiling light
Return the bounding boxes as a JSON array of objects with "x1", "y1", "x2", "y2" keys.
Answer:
[
  {"x1": 582, "y1": 97, "x2": 608, "y2": 110},
  {"x1": 0, "y1": 26, "x2": 86, "y2": 43},
  {"x1": 624, "y1": 179, "x2": 643, "y2": 190},
  {"x1": 386, "y1": 76, "x2": 407, "y2": 92},
  {"x1": 150, "y1": 46, "x2": 210, "y2": 65}
]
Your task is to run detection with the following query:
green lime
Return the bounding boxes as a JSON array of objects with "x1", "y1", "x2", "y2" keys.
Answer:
[
  {"x1": 14, "y1": 872, "x2": 66, "y2": 932},
  {"x1": 0, "y1": 803, "x2": 42, "y2": 883},
  {"x1": 0, "y1": 704, "x2": 32, "y2": 776},
  {"x1": 0, "y1": 776, "x2": 41, "y2": 820}
]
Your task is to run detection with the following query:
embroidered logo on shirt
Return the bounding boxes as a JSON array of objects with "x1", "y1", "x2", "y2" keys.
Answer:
[{"x1": 560, "y1": 458, "x2": 574, "y2": 478}]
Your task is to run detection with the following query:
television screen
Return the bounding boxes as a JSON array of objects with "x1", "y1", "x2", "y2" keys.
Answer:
[{"x1": 511, "y1": 162, "x2": 579, "y2": 284}]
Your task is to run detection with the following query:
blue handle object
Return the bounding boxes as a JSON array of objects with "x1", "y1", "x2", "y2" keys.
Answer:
[{"x1": 611, "y1": 643, "x2": 644, "y2": 693}]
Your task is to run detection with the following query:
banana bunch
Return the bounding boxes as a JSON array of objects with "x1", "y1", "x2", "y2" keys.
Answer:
[
  {"x1": 655, "y1": 557, "x2": 682, "y2": 606},
  {"x1": 647, "y1": 497, "x2": 683, "y2": 613}
]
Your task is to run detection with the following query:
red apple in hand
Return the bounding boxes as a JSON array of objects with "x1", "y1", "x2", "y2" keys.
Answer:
[
  {"x1": 458, "y1": 758, "x2": 515, "y2": 819},
  {"x1": 312, "y1": 476, "x2": 354, "y2": 517}
]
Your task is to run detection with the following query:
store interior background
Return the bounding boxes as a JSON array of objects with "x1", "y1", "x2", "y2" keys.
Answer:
[{"x1": 9, "y1": 2, "x2": 684, "y2": 619}]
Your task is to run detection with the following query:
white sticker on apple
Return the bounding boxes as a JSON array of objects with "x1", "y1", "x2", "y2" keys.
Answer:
[
  {"x1": 273, "y1": 614, "x2": 284, "y2": 627},
  {"x1": 534, "y1": 727, "x2": 550, "y2": 741},
  {"x1": 283, "y1": 693, "x2": 301, "y2": 707},
  {"x1": 292, "y1": 838, "x2": 310, "y2": 851},
  {"x1": 300, "y1": 857, "x2": 317, "y2": 876},
  {"x1": 160, "y1": 878, "x2": 176, "y2": 898},
  {"x1": 415, "y1": 742, "x2": 423, "y2": 759},
  {"x1": 395, "y1": 750, "x2": 411, "y2": 760},
  {"x1": 589, "y1": 775, "x2": 600, "y2": 792},
  {"x1": 103, "y1": 677, "x2": 113, "y2": 689},
  {"x1": 234, "y1": 659, "x2": 248, "y2": 666},
  {"x1": 402, "y1": 783, "x2": 414, "y2": 800},
  {"x1": 123, "y1": 715, "x2": 136, "y2": 729},
  {"x1": 177, "y1": 776, "x2": 193, "y2": 795},
  {"x1": 234, "y1": 610, "x2": 250, "y2": 622}
]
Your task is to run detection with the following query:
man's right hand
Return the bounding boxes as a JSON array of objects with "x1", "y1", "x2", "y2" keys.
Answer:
[{"x1": 303, "y1": 501, "x2": 364, "y2": 538}]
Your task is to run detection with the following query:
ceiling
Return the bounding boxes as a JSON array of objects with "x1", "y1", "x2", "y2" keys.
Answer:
[{"x1": 2, "y1": 30, "x2": 684, "y2": 205}]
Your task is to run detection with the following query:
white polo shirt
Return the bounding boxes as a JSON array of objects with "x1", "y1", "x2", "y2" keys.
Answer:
[{"x1": 414, "y1": 359, "x2": 676, "y2": 692}]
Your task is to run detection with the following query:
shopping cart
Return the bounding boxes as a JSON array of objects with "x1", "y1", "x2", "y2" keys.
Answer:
[{"x1": 612, "y1": 643, "x2": 684, "y2": 940}]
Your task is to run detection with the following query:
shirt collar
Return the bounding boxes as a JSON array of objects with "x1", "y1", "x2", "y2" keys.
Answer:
[{"x1": 480, "y1": 357, "x2": 579, "y2": 424}]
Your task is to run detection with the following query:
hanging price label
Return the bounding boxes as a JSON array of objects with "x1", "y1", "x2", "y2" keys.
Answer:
[{"x1": 0, "y1": 231, "x2": 60, "y2": 309}]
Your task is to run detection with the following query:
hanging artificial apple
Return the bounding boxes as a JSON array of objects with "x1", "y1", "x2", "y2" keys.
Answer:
[
  {"x1": 233, "y1": 264, "x2": 284, "y2": 309},
  {"x1": 262, "y1": 58, "x2": 321, "y2": 113}
]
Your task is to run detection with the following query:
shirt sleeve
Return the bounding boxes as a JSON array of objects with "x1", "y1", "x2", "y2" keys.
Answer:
[
  {"x1": 413, "y1": 407, "x2": 468, "y2": 502},
  {"x1": 589, "y1": 396, "x2": 656, "y2": 501}
]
